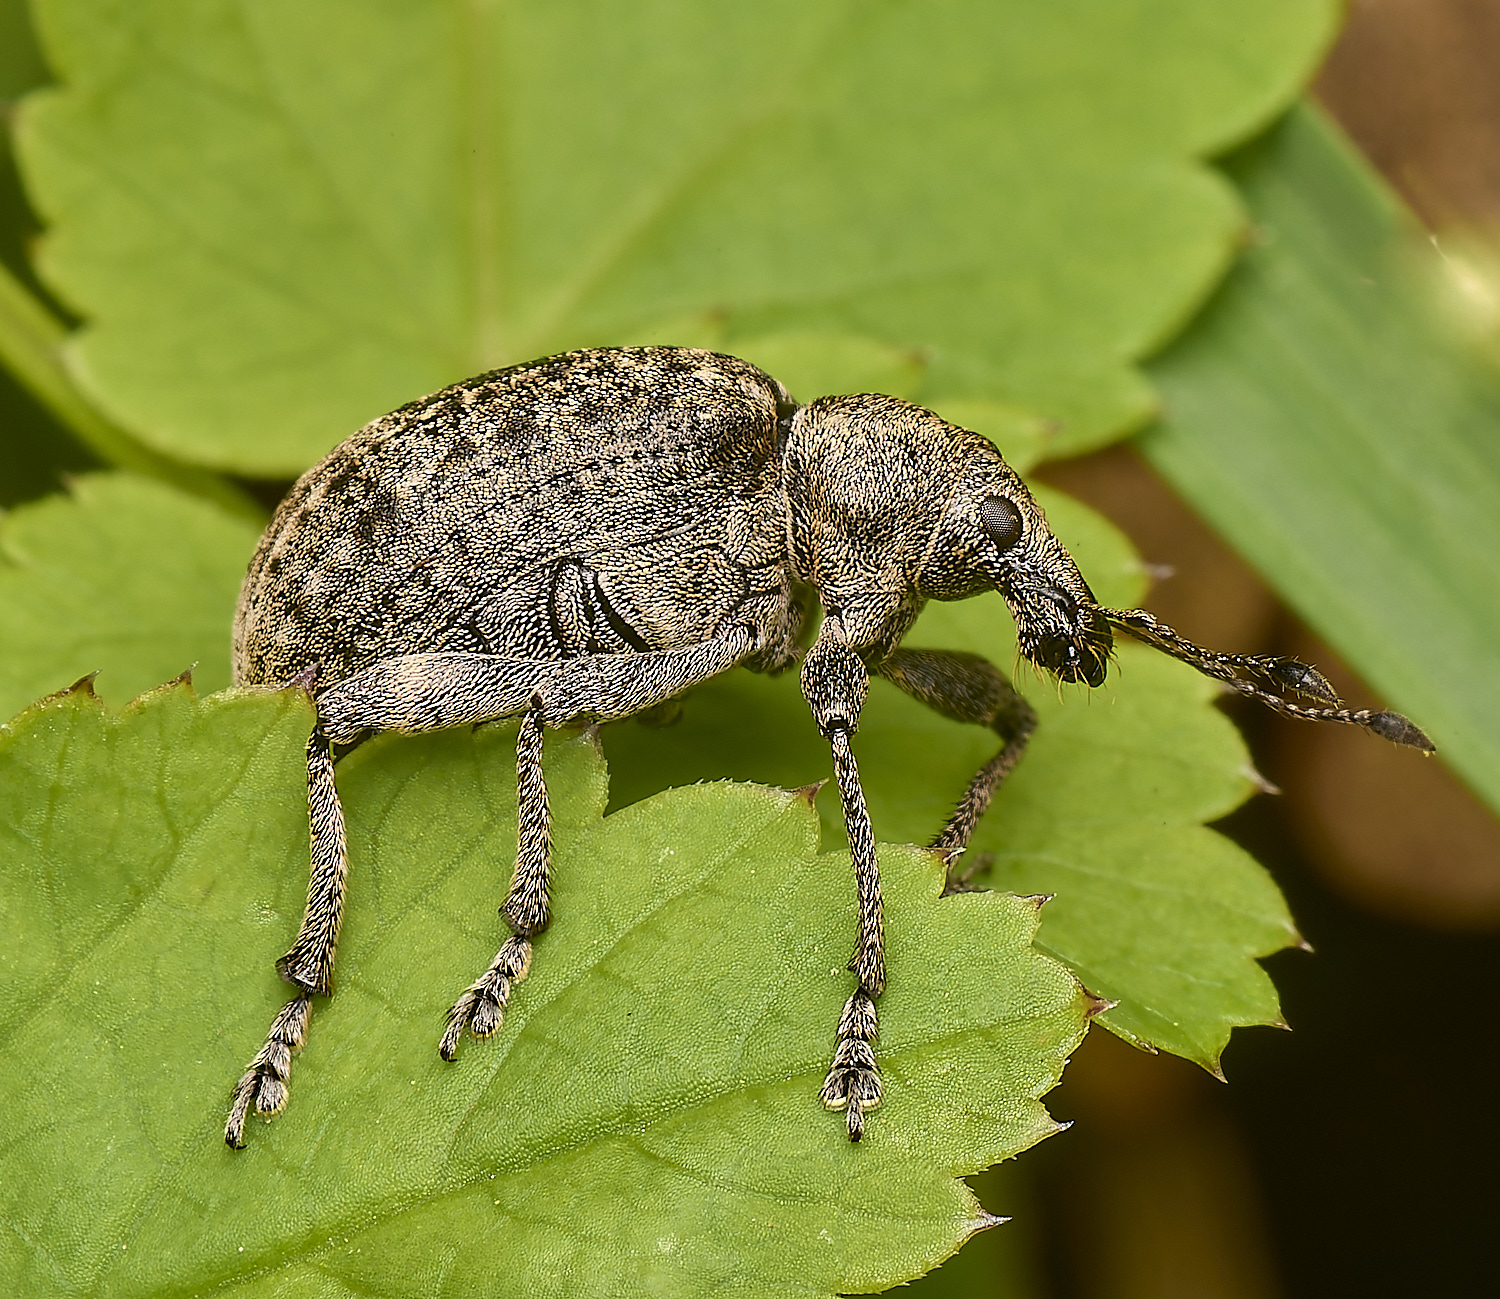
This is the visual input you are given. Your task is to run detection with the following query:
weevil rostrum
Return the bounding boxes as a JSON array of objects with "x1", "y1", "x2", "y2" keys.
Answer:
[{"x1": 226, "y1": 346, "x2": 1433, "y2": 1147}]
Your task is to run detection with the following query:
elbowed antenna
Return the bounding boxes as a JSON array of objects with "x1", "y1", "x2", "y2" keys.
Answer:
[{"x1": 1100, "y1": 607, "x2": 1436, "y2": 753}]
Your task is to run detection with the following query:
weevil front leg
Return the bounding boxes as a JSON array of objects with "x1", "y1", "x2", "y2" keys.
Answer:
[
  {"x1": 878, "y1": 647, "x2": 1037, "y2": 872},
  {"x1": 801, "y1": 619, "x2": 886, "y2": 1140}
]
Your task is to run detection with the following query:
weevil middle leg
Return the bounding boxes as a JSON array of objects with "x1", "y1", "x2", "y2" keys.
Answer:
[{"x1": 440, "y1": 706, "x2": 550, "y2": 1059}]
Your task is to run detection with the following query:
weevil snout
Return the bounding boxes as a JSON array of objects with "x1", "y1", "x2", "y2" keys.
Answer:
[
  {"x1": 1014, "y1": 582, "x2": 1113, "y2": 687},
  {"x1": 1031, "y1": 593, "x2": 1113, "y2": 687}
]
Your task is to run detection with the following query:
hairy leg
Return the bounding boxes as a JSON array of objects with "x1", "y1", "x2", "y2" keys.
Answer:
[
  {"x1": 877, "y1": 647, "x2": 1038, "y2": 864},
  {"x1": 801, "y1": 621, "x2": 885, "y2": 1140},
  {"x1": 434, "y1": 629, "x2": 763, "y2": 1059},
  {"x1": 226, "y1": 631, "x2": 758, "y2": 1146},
  {"x1": 439, "y1": 707, "x2": 549, "y2": 1059},
  {"x1": 226, "y1": 724, "x2": 344, "y2": 1147}
]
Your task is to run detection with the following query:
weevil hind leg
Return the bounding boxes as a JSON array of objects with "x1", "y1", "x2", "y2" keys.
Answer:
[
  {"x1": 440, "y1": 707, "x2": 550, "y2": 1059},
  {"x1": 226, "y1": 724, "x2": 345, "y2": 1148}
]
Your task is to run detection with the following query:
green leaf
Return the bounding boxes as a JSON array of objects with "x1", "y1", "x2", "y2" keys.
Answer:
[
  {"x1": 18, "y1": 0, "x2": 1336, "y2": 473},
  {"x1": 0, "y1": 0, "x2": 97, "y2": 510},
  {"x1": 1143, "y1": 104, "x2": 1500, "y2": 819},
  {"x1": 0, "y1": 9, "x2": 42, "y2": 102},
  {"x1": 0, "y1": 0, "x2": 263, "y2": 524},
  {"x1": 731, "y1": 331, "x2": 925, "y2": 404},
  {"x1": 0, "y1": 472, "x2": 261, "y2": 719},
  {"x1": 0, "y1": 681, "x2": 1086, "y2": 1297},
  {"x1": 609, "y1": 487, "x2": 1297, "y2": 1068}
]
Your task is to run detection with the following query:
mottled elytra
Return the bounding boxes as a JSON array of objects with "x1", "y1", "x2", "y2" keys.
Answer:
[{"x1": 226, "y1": 345, "x2": 1433, "y2": 1148}]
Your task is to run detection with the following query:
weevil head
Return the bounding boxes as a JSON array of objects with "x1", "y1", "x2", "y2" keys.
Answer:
[
  {"x1": 784, "y1": 393, "x2": 1112, "y2": 686},
  {"x1": 913, "y1": 447, "x2": 1113, "y2": 687}
]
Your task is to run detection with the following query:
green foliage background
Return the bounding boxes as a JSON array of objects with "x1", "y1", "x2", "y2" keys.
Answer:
[
  {"x1": 2, "y1": 2, "x2": 1493, "y2": 1296},
  {"x1": 1145, "y1": 103, "x2": 1500, "y2": 822}
]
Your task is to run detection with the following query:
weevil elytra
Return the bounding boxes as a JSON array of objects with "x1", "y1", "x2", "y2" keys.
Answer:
[{"x1": 226, "y1": 345, "x2": 1433, "y2": 1147}]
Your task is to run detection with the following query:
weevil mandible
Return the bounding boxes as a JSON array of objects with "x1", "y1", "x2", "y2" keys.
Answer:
[{"x1": 225, "y1": 346, "x2": 1433, "y2": 1147}]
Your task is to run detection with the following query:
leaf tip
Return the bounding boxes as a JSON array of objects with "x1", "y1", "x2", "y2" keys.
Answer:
[
  {"x1": 64, "y1": 671, "x2": 100, "y2": 698},
  {"x1": 33, "y1": 672, "x2": 105, "y2": 711},
  {"x1": 1084, "y1": 992, "x2": 1118, "y2": 1020},
  {"x1": 285, "y1": 662, "x2": 320, "y2": 697},
  {"x1": 1240, "y1": 762, "x2": 1281, "y2": 796},
  {"x1": 791, "y1": 779, "x2": 825, "y2": 808},
  {"x1": 4, "y1": 673, "x2": 107, "y2": 737},
  {"x1": 963, "y1": 1209, "x2": 1011, "y2": 1237},
  {"x1": 126, "y1": 665, "x2": 201, "y2": 711}
]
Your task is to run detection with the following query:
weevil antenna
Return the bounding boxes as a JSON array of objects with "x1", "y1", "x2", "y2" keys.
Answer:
[{"x1": 1100, "y1": 607, "x2": 1434, "y2": 752}]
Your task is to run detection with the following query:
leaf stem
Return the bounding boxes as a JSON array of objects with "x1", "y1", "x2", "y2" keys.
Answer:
[{"x1": 0, "y1": 261, "x2": 264, "y2": 521}]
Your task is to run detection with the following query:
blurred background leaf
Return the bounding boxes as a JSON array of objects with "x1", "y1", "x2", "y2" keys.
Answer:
[
  {"x1": 0, "y1": 0, "x2": 95, "y2": 506},
  {"x1": 15, "y1": 0, "x2": 1334, "y2": 472},
  {"x1": 0, "y1": 0, "x2": 257, "y2": 515},
  {"x1": 1142, "y1": 103, "x2": 1500, "y2": 822},
  {"x1": 0, "y1": 472, "x2": 259, "y2": 715}
]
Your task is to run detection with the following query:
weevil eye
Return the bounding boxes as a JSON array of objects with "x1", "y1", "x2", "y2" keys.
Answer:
[{"x1": 980, "y1": 496, "x2": 1024, "y2": 552}]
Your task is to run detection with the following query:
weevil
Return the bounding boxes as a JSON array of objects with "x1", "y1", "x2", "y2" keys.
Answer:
[{"x1": 226, "y1": 345, "x2": 1433, "y2": 1147}]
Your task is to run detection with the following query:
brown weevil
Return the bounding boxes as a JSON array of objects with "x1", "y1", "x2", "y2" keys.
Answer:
[{"x1": 226, "y1": 345, "x2": 1433, "y2": 1147}]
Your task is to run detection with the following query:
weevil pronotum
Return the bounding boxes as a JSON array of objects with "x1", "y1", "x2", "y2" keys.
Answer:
[{"x1": 226, "y1": 346, "x2": 1432, "y2": 1147}]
